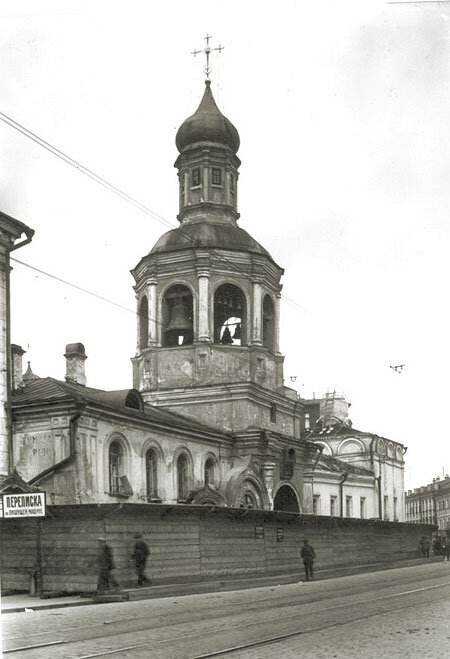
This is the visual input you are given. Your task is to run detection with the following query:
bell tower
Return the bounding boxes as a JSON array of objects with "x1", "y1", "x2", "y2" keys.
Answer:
[{"x1": 131, "y1": 71, "x2": 300, "y2": 437}]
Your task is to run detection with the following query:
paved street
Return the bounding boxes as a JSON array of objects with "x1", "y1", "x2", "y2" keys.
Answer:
[{"x1": 2, "y1": 562, "x2": 449, "y2": 658}]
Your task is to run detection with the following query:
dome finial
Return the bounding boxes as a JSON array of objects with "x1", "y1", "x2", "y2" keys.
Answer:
[{"x1": 192, "y1": 34, "x2": 224, "y2": 82}]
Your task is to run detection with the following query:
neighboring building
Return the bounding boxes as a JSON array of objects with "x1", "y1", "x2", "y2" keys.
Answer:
[
  {"x1": 0, "y1": 212, "x2": 33, "y2": 477},
  {"x1": 7, "y1": 79, "x2": 406, "y2": 520},
  {"x1": 405, "y1": 475, "x2": 450, "y2": 533}
]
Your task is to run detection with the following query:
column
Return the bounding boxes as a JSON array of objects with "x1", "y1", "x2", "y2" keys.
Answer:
[
  {"x1": 135, "y1": 294, "x2": 141, "y2": 354},
  {"x1": 197, "y1": 270, "x2": 211, "y2": 342},
  {"x1": 274, "y1": 294, "x2": 281, "y2": 354},
  {"x1": 147, "y1": 279, "x2": 158, "y2": 346},
  {"x1": 252, "y1": 281, "x2": 263, "y2": 346},
  {"x1": 262, "y1": 461, "x2": 276, "y2": 509},
  {"x1": 183, "y1": 172, "x2": 189, "y2": 207}
]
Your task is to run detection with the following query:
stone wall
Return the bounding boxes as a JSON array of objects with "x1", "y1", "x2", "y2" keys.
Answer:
[{"x1": 0, "y1": 504, "x2": 435, "y2": 595}]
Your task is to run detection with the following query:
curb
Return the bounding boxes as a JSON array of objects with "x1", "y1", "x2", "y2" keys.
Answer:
[{"x1": 2, "y1": 556, "x2": 443, "y2": 613}]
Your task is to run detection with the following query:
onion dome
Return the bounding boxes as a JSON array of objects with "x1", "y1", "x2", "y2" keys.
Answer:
[{"x1": 175, "y1": 81, "x2": 240, "y2": 154}]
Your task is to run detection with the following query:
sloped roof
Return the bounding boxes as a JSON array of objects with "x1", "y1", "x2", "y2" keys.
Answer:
[
  {"x1": 0, "y1": 468, "x2": 38, "y2": 493},
  {"x1": 306, "y1": 421, "x2": 388, "y2": 442},
  {"x1": 315, "y1": 453, "x2": 373, "y2": 477},
  {"x1": 12, "y1": 377, "x2": 230, "y2": 438},
  {"x1": 149, "y1": 221, "x2": 277, "y2": 264}
]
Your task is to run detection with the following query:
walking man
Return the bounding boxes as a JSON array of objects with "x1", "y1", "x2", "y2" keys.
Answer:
[
  {"x1": 131, "y1": 533, "x2": 150, "y2": 586},
  {"x1": 96, "y1": 538, "x2": 120, "y2": 595},
  {"x1": 301, "y1": 538, "x2": 316, "y2": 581}
]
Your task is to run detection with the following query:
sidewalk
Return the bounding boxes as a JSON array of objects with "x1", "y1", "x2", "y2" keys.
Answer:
[
  {"x1": 1, "y1": 555, "x2": 443, "y2": 614},
  {"x1": 1, "y1": 593, "x2": 92, "y2": 614}
]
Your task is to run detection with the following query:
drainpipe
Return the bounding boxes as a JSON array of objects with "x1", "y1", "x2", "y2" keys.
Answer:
[
  {"x1": 370, "y1": 436, "x2": 383, "y2": 520},
  {"x1": 28, "y1": 404, "x2": 85, "y2": 485},
  {"x1": 6, "y1": 228, "x2": 35, "y2": 474},
  {"x1": 339, "y1": 471, "x2": 349, "y2": 517}
]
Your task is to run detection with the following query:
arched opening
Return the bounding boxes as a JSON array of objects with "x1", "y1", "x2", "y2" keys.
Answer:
[
  {"x1": 177, "y1": 454, "x2": 189, "y2": 501},
  {"x1": 274, "y1": 485, "x2": 300, "y2": 513},
  {"x1": 236, "y1": 479, "x2": 263, "y2": 509},
  {"x1": 262, "y1": 294, "x2": 275, "y2": 351},
  {"x1": 204, "y1": 457, "x2": 216, "y2": 486},
  {"x1": 162, "y1": 285, "x2": 193, "y2": 347},
  {"x1": 146, "y1": 449, "x2": 158, "y2": 499},
  {"x1": 214, "y1": 284, "x2": 247, "y2": 346},
  {"x1": 139, "y1": 296, "x2": 149, "y2": 350},
  {"x1": 109, "y1": 441, "x2": 123, "y2": 494}
]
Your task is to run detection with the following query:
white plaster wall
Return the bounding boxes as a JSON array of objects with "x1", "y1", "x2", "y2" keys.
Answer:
[{"x1": 311, "y1": 474, "x2": 377, "y2": 519}]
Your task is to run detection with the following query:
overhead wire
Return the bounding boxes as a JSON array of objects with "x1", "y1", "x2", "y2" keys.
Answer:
[{"x1": 0, "y1": 108, "x2": 308, "y2": 315}]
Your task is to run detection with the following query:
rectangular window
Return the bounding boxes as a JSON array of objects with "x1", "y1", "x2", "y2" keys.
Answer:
[
  {"x1": 212, "y1": 167, "x2": 222, "y2": 185},
  {"x1": 360, "y1": 497, "x2": 366, "y2": 519},
  {"x1": 230, "y1": 174, "x2": 235, "y2": 193},
  {"x1": 330, "y1": 496, "x2": 337, "y2": 517},
  {"x1": 313, "y1": 495, "x2": 320, "y2": 515},
  {"x1": 393, "y1": 497, "x2": 398, "y2": 520},
  {"x1": 345, "y1": 496, "x2": 352, "y2": 518},
  {"x1": 384, "y1": 495, "x2": 389, "y2": 520},
  {"x1": 304, "y1": 413, "x2": 310, "y2": 430},
  {"x1": 192, "y1": 168, "x2": 201, "y2": 187}
]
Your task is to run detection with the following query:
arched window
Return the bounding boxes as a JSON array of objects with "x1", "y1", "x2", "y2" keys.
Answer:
[
  {"x1": 146, "y1": 449, "x2": 158, "y2": 499},
  {"x1": 109, "y1": 441, "x2": 123, "y2": 494},
  {"x1": 262, "y1": 294, "x2": 275, "y2": 352},
  {"x1": 139, "y1": 296, "x2": 149, "y2": 350},
  {"x1": 204, "y1": 457, "x2": 215, "y2": 485},
  {"x1": 162, "y1": 285, "x2": 193, "y2": 347},
  {"x1": 214, "y1": 284, "x2": 247, "y2": 346},
  {"x1": 177, "y1": 454, "x2": 189, "y2": 500}
]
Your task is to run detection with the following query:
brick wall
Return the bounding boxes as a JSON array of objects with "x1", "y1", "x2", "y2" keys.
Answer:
[{"x1": 0, "y1": 504, "x2": 435, "y2": 595}]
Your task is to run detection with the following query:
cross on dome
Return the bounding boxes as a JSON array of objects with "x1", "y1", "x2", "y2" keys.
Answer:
[{"x1": 191, "y1": 34, "x2": 224, "y2": 81}]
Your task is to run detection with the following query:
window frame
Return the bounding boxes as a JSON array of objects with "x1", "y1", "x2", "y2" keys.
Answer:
[{"x1": 109, "y1": 440, "x2": 123, "y2": 495}]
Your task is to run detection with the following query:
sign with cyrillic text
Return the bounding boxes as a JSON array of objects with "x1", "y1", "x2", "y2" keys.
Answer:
[{"x1": 1, "y1": 492, "x2": 46, "y2": 518}]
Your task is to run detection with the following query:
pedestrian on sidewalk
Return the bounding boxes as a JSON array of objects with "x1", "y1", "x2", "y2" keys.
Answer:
[
  {"x1": 131, "y1": 533, "x2": 150, "y2": 586},
  {"x1": 419, "y1": 536, "x2": 429, "y2": 558},
  {"x1": 96, "y1": 538, "x2": 120, "y2": 595},
  {"x1": 301, "y1": 539, "x2": 316, "y2": 581},
  {"x1": 441, "y1": 541, "x2": 450, "y2": 562}
]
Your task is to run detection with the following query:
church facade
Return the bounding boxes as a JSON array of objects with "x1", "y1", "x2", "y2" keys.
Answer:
[{"x1": 7, "y1": 78, "x2": 406, "y2": 521}]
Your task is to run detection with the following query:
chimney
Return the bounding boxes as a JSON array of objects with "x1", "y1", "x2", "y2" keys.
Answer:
[
  {"x1": 10, "y1": 344, "x2": 25, "y2": 390},
  {"x1": 64, "y1": 343, "x2": 87, "y2": 386}
]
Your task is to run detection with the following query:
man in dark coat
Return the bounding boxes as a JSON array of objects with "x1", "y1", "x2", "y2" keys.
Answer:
[
  {"x1": 131, "y1": 533, "x2": 150, "y2": 586},
  {"x1": 301, "y1": 539, "x2": 316, "y2": 581},
  {"x1": 96, "y1": 538, "x2": 120, "y2": 595}
]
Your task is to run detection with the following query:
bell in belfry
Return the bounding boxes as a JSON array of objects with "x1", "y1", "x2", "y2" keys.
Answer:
[
  {"x1": 233, "y1": 323, "x2": 241, "y2": 340},
  {"x1": 167, "y1": 300, "x2": 192, "y2": 332},
  {"x1": 221, "y1": 326, "x2": 233, "y2": 345}
]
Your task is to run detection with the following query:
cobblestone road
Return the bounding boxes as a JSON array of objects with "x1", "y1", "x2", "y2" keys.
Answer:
[{"x1": 2, "y1": 561, "x2": 449, "y2": 658}]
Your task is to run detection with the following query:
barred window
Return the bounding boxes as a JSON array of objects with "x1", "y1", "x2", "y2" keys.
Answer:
[
  {"x1": 146, "y1": 449, "x2": 158, "y2": 499},
  {"x1": 109, "y1": 441, "x2": 123, "y2": 494},
  {"x1": 192, "y1": 168, "x2": 201, "y2": 187}
]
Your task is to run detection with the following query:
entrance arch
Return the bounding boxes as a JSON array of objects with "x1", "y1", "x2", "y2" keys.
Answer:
[{"x1": 273, "y1": 484, "x2": 300, "y2": 513}]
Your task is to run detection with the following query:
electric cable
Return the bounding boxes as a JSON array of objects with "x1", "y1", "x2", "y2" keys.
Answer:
[{"x1": 0, "y1": 109, "x2": 308, "y2": 314}]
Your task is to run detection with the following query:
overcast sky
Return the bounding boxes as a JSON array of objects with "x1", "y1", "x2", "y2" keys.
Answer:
[{"x1": 1, "y1": 1, "x2": 449, "y2": 490}]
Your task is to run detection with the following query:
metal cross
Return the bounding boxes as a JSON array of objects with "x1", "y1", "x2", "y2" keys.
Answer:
[{"x1": 192, "y1": 34, "x2": 224, "y2": 81}]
